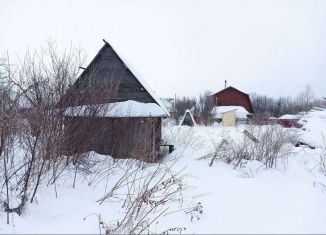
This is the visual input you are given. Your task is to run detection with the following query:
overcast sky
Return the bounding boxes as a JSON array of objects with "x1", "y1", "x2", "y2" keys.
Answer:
[{"x1": 1, "y1": 0, "x2": 325, "y2": 98}]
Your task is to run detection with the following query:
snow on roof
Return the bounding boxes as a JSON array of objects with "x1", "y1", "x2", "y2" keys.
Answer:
[
  {"x1": 278, "y1": 114, "x2": 299, "y2": 120},
  {"x1": 107, "y1": 41, "x2": 170, "y2": 117},
  {"x1": 64, "y1": 100, "x2": 168, "y2": 118},
  {"x1": 212, "y1": 106, "x2": 249, "y2": 119}
]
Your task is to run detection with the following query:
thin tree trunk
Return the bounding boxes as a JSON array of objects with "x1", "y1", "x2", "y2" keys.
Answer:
[{"x1": 30, "y1": 159, "x2": 46, "y2": 203}]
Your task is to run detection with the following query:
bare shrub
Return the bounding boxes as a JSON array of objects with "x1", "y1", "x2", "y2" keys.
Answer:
[
  {"x1": 198, "y1": 139, "x2": 230, "y2": 166},
  {"x1": 195, "y1": 91, "x2": 215, "y2": 125},
  {"x1": 319, "y1": 135, "x2": 326, "y2": 175},
  {"x1": 92, "y1": 160, "x2": 186, "y2": 234},
  {"x1": 0, "y1": 42, "x2": 88, "y2": 219},
  {"x1": 162, "y1": 126, "x2": 205, "y2": 153},
  {"x1": 185, "y1": 202, "x2": 203, "y2": 222},
  {"x1": 205, "y1": 125, "x2": 297, "y2": 169},
  {"x1": 160, "y1": 226, "x2": 187, "y2": 234}
]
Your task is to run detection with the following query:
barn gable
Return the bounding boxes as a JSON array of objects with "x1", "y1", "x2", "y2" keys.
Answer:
[
  {"x1": 59, "y1": 40, "x2": 169, "y2": 117},
  {"x1": 210, "y1": 86, "x2": 254, "y2": 113}
]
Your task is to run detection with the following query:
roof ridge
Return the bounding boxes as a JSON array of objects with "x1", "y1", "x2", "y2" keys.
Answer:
[{"x1": 210, "y1": 86, "x2": 249, "y2": 96}]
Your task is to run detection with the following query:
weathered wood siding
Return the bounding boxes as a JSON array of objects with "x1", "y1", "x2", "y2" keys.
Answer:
[
  {"x1": 57, "y1": 42, "x2": 166, "y2": 162},
  {"x1": 63, "y1": 117, "x2": 162, "y2": 162},
  {"x1": 58, "y1": 44, "x2": 156, "y2": 108}
]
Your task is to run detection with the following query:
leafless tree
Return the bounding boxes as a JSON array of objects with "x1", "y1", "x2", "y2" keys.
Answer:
[
  {"x1": 296, "y1": 84, "x2": 314, "y2": 111},
  {"x1": 196, "y1": 90, "x2": 215, "y2": 125},
  {"x1": 0, "y1": 53, "x2": 22, "y2": 223},
  {"x1": 251, "y1": 85, "x2": 324, "y2": 117},
  {"x1": 0, "y1": 42, "x2": 90, "y2": 218}
]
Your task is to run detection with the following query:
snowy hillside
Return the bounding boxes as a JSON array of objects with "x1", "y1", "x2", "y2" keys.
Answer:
[
  {"x1": 1, "y1": 109, "x2": 326, "y2": 234},
  {"x1": 299, "y1": 108, "x2": 326, "y2": 148}
]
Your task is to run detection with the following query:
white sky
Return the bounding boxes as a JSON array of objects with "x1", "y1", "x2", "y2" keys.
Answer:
[{"x1": 1, "y1": 0, "x2": 325, "y2": 98}]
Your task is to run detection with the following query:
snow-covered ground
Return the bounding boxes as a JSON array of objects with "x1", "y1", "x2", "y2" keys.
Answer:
[{"x1": 1, "y1": 109, "x2": 326, "y2": 234}]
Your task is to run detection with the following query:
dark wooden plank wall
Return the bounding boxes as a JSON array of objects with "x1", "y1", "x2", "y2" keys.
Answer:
[
  {"x1": 63, "y1": 117, "x2": 162, "y2": 162},
  {"x1": 57, "y1": 42, "x2": 165, "y2": 162}
]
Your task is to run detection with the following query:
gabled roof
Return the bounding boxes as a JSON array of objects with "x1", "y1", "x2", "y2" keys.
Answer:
[
  {"x1": 179, "y1": 109, "x2": 196, "y2": 127},
  {"x1": 59, "y1": 39, "x2": 169, "y2": 117},
  {"x1": 209, "y1": 86, "x2": 254, "y2": 113},
  {"x1": 210, "y1": 86, "x2": 249, "y2": 97}
]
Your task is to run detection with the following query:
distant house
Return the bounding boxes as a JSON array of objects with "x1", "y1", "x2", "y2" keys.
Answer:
[
  {"x1": 210, "y1": 86, "x2": 254, "y2": 113},
  {"x1": 262, "y1": 114, "x2": 303, "y2": 128},
  {"x1": 273, "y1": 114, "x2": 302, "y2": 128},
  {"x1": 210, "y1": 86, "x2": 253, "y2": 125},
  {"x1": 58, "y1": 40, "x2": 169, "y2": 162}
]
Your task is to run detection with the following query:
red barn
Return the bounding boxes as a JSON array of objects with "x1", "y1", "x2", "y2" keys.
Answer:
[{"x1": 210, "y1": 86, "x2": 254, "y2": 113}]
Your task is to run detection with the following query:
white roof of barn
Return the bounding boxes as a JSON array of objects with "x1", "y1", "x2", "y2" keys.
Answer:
[
  {"x1": 64, "y1": 100, "x2": 167, "y2": 118},
  {"x1": 213, "y1": 106, "x2": 250, "y2": 119}
]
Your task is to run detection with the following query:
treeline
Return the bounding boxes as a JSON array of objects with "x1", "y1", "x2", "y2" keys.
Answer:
[
  {"x1": 250, "y1": 85, "x2": 325, "y2": 117},
  {"x1": 170, "y1": 85, "x2": 325, "y2": 125}
]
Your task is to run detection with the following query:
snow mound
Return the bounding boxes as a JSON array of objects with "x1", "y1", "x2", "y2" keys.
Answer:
[{"x1": 299, "y1": 108, "x2": 326, "y2": 147}]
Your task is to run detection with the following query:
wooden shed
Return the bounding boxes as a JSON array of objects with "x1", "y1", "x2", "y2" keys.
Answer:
[
  {"x1": 210, "y1": 86, "x2": 254, "y2": 113},
  {"x1": 58, "y1": 40, "x2": 169, "y2": 162}
]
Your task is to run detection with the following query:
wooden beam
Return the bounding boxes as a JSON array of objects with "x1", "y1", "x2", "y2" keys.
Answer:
[{"x1": 243, "y1": 130, "x2": 259, "y2": 143}]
